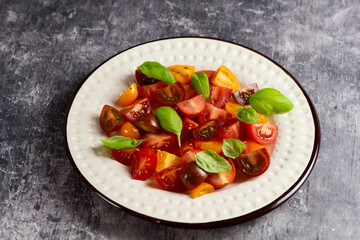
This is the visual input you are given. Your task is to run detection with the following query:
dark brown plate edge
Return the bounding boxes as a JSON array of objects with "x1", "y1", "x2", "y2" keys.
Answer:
[{"x1": 63, "y1": 36, "x2": 321, "y2": 229}]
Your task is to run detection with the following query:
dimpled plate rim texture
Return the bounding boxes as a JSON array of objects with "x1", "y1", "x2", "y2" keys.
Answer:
[{"x1": 64, "y1": 37, "x2": 320, "y2": 228}]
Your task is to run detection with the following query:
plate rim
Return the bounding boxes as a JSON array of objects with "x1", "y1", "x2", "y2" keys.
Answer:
[{"x1": 63, "y1": 36, "x2": 321, "y2": 228}]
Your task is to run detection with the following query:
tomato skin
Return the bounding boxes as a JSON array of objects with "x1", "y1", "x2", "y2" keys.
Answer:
[
  {"x1": 117, "y1": 83, "x2": 138, "y2": 107},
  {"x1": 142, "y1": 132, "x2": 178, "y2": 152},
  {"x1": 234, "y1": 148, "x2": 270, "y2": 176},
  {"x1": 155, "y1": 165, "x2": 186, "y2": 192},
  {"x1": 138, "y1": 81, "x2": 168, "y2": 101},
  {"x1": 120, "y1": 98, "x2": 152, "y2": 123},
  {"x1": 193, "y1": 119, "x2": 220, "y2": 141},
  {"x1": 179, "y1": 149, "x2": 202, "y2": 165},
  {"x1": 135, "y1": 69, "x2": 159, "y2": 86},
  {"x1": 99, "y1": 105, "x2": 125, "y2": 134},
  {"x1": 209, "y1": 86, "x2": 233, "y2": 109},
  {"x1": 131, "y1": 148, "x2": 157, "y2": 180},
  {"x1": 198, "y1": 103, "x2": 232, "y2": 126},
  {"x1": 176, "y1": 94, "x2": 206, "y2": 117},
  {"x1": 220, "y1": 118, "x2": 247, "y2": 140},
  {"x1": 194, "y1": 70, "x2": 215, "y2": 80},
  {"x1": 241, "y1": 140, "x2": 250, "y2": 155},
  {"x1": 119, "y1": 122, "x2": 141, "y2": 139},
  {"x1": 154, "y1": 82, "x2": 186, "y2": 106},
  {"x1": 206, "y1": 158, "x2": 236, "y2": 189},
  {"x1": 181, "y1": 117, "x2": 199, "y2": 140},
  {"x1": 133, "y1": 113, "x2": 161, "y2": 133},
  {"x1": 180, "y1": 162, "x2": 208, "y2": 190},
  {"x1": 182, "y1": 83, "x2": 198, "y2": 100},
  {"x1": 248, "y1": 124, "x2": 278, "y2": 145},
  {"x1": 112, "y1": 148, "x2": 139, "y2": 166},
  {"x1": 232, "y1": 83, "x2": 259, "y2": 105}
]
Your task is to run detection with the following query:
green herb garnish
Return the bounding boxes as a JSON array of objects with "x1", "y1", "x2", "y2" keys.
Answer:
[
  {"x1": 236, "y1": 107, "x2": 259, "y2": 123},
  {"x1": 195, "y1": 150, "x2": 232, "y2": 173},
  {"x1": 222, "y1": 139, "x2": 246, "y2": 159},
  {"x1": 137, "y1": 61, "x2": 176, "y2": 85},
  {"x1": 101, "y1": 136, "x2": 146, "y2": 149},
  {"x1": 191, "y1": 72, "x2": 210, "y2": 101},
  {"x1": 155, "y1": 106, "x2": 183, "y2": 146}
]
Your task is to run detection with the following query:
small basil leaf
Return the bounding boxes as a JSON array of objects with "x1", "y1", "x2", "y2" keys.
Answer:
[
  {"x1": 249, "y1": 88, "x2": 294, "y2": 115},
  {"x1": 155, "y1": 106, "x2": 182, "y2": 146},
  {"x1": 236, "y1": 107, "x2": 258, "y2": 123},
  {"x1": 137, "y1": 61, "x2": 176, "y2": 85},
  {"x1": 191, "y1": 72, "x2": 210, "y2": 101},
  {"x1": 222, "y1": 139, "x2": 246, "y2": 158},
  {"x1": 195, "y1": 150, "x2": 232, "y2": 173},
  {"x1": 101, "y1": 136, "x2": 146, "y2": 149}
]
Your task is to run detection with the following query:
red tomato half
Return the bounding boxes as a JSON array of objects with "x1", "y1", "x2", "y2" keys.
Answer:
[
  {"x1": 112, "y1": 148, "x2": 139, "y2": 166},
  {"x1": 209, "y1": 86, "x2": 232, "y2": 109},
  {"x1": 179, "y1": 149, "x2": 202, "y2": 165},
  {"x1": 194, "y1": 70, "x2": 215, "y2": 80},
  {"x1": 247, "y1": 123, "x2": 278, "y2": 145},
  {"x1": 142, "y1": 132, "x2": 178, "y2": 152},
  {"x1": 206, "y1": 158, "x2": 236, "y2": 189},
  {"x1": 154, "y1": 82, "x2": 186, "y2": 106},
  {"x1": 220, "y1": 118, "x2": 247, "y2": 140},
  {"x1": 176, "y1": 94, "x2": 206, "y2": 117},
  {"x1": 120, "y1": 98, "x2": 152, "y2": 123},
  {"x1": 198, "y1": 103, "x2": 232, "y2": 126},
  {"x1": 234, "y1": 148, "x2": 270, "y2": 176},
  {"x1": 182, "y1": 83, "x2": 198, "y2": 100},
  {"x1": 131, "y1": 148, "x2": 157, "y2": 180},
  {"x1": 135, "y1": 69, "x2": 159, "y2": 86},
  {"x1": 138, "y1": 81, "x2": 168, "y2": 101},
  {"x1": 155, "y1": 165, "x2": 186, "y2": 192},
  {"x1": 181, "y1": 117, "x2": 199, "y2": 140},
  {"x1": 99, "y1": 105, "x2": 125, "y2": 134}
]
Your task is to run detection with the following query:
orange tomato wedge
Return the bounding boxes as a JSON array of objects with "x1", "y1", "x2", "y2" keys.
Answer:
[
  {"x1": 225, "y1": 102, "x2": 268, "y2": 124},
  {"x1": 156, "y1": 150, "x2": 180, "y2": 172},
  {"x1": 199, "y1": 140, "x2": 223, "y2": 154},
  {"x1": 247, "y1": 139, "x2": 269, "y2": 153},
  {"x1": 117, "y1": 83, "x2": 138, "y2": 107},
  {"x1": 188, "y1": 182, "x2": 215, "y2": 198},
  {"x1": 167, "y1": 65, "x2": 195, "y2": 83},
  {"x1": 120, "y1": 122, "x2": 140, "y2": 139},
  {"x1": 211, "y1": 65, "x2": 239, "y2": 93}
]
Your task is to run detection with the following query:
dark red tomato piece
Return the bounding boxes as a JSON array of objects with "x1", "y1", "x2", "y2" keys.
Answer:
[
  {"x1": 138, "y1": 81, "x2": 168, "y2": 101},
  {"x1": 241, "y1": 140, "x2": 250, "y2": 155},
  {"x1": 142, "y1": 132, "x2": 178, "y2": 152},
  {"x1": 194, "y1": 70, "x2": 215, "y2": 80},
  {"x1": 99, "y1": 105, "x2": 125, "y2": 134},
  {"x1": 176, "y1": 94, "x2": 206, "y2": 117},
  {"x1": 131, "y1": 148, "x2": 157, "y2": 181},
  {"x1": 120, "y1": 98, "x2": 152, "y2": 123},
  {"x1": 179, "y1": 149, "x2": 202, "y2": 165},
  {"x1": 193, "y1": 119, "x2": 220, "y2": 141},
  {"x1": 206, "y1": 158, "x2": 236, "y2": 189},
  {"x1": 180, "y1": 162, "x2": 208, "y2": 190},
  {"x1": 234, "y1": 148, "x2": 270, "y2": 176},
  {"x1": 181, "y1": 117, "x2": 199, "y2": 140},
  {"x1": 198, "y1": 103, "x2": 232, "y2": 126},
  {"x1": 247, "y1": 123, "x2": 278, "y2": 145},
  {"x1": 182, "y1": 83, "x2": 198, "y2": 100},
  {"x1": 209, "y1": 86, "x2": 232, "y2": 109},
  {"x1": 220, "y1": 118, "x2": 247, "y2": 140},
  {"x1": 155, "y1": 165, "x2": 186, "y2": 192},
  {"x1": 232, "y1": 83, "x2": 259, "y2": 105},
  {"x1": 154, "y1": 82, "x2": 186, "y2": 106},
  {"x1": 112, "y1": 148, "x2": 139, "y2": 166},
  {"x1": 133, "y1": 113, "x2": 161, "y2": 133},
  {"x1": 135, "y1": 69, "x2": 159, "y2": 86}
]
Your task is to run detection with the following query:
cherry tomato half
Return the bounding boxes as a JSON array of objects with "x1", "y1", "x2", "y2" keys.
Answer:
[
  {"x1": 194, "y1": 70, "x2": 215, "y2": 80},
  {"x1": 154, "y1": 82, "x2": 186, "y2": 106},
  {"x1": 181, "y1": 117, "x2": 199, "y2": 140},
  {"x1": 179, "y1": 149, "x2": 202, "y2": 165},
  {"x1": 135, "y1": 69, "x2": 159, "y2": 86},
  {"x1": 248, "y1": 123, "x2": 278, "y2": 145},
  {"x1": 112, "y1": 148, "x2": 139, "y2": 166},
  {"x1": 193, "y1": 119, "x2": 220, "y2": 141},
  {"x1": 220, "y1": 118, "x2": 247, "y2": 140},
  {"x1": 155, "y1": 164, "x2": 186, "y2": 192},
  {"x1": 232, "y1": 83, "x2": 259, "y2": 105},
  {"x1": 119, "y1": 122, "x2": 141, "y2": 139},
  {"x1": 206, "y1": 158, "x2": 236, "y2": 189},
  {"x1": 141, "y1": 132, "x2": 178, "y2": 152},
  {"x1": 180, "y1": 162, "x2": 208, "y2": 190},
  {"x1": 120, "y1": 97, "x2": 152, "y2": 123},
  {"x1": 99, "y1": 105, "x2": 125, "y2": 134},
  {"x1": 198, "y1": 103, "x2": 232, "y2": 126},
  {"x1": 116, "y1": 82, "x2": 138, "y2": 107},
  {"x1": 209, "y1": 86, "x2": 232, "y2": 109},
  {"x1": 133, "y1": 113, "x2": 161, "y2": 133},
  {"x1": 138, "y1": 81, "x2": 168, "y2": 101},
  {"x1": 234, "y1": 148, "x2": 270, "y2": 176},
  {"x1": 176, "y1": 94, "x2": 206, "y2": 117},
  {"x1": 131, "y1": 148, "x2": 157, "y2": 181}
]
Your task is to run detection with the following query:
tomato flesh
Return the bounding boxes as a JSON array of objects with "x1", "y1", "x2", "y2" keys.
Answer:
[
  {"x1": 198, "y1": 103, "x2": 232, "y2": 126},
  {"x1": 220, "y1": 118, "x2": 247, "y2": 140},
  {"x1": 131, "y1": 148, "x2": 157, "y2": 180},
  {"x1": 138, "y1": 81, "x2": 168, "y2": 101},
  {"x1": 193, "y1": 119, "x2": 220, "y2": 141},
  {"x1": 141, "y1": 132, "x2": 178, "y2": 152},
  {"x1": 135, "y1": 69, "x2": 159, "y2": 86},
  {"x1": 234, "y1": 148, "x2": 270, "y2": 176},
  {"x1": 181, "y1": 117, "x2": 199, "y2": 140},
  {"x1": 206, "y1": 158, "x2": 236, "y2": 188},
  {"x1": 209, "y1": 86, "x2": 232, "y2": 109},
  {"x1": 120, "y1": 98, "x2": 152, "y2": 123},
  {"x1": 112, "y1": 148, "x2": 139, "y2": 166},
  {"x1": 248, "y1": 123, "x2": 278, "y2": 145},
  {"x1": 99, "y1": 105, "x2": 125, "y2": 134},
  {"x1": 232, "y1": 83, "x2": 259, "y2": 105},
  {"x1": 154, "y1": 82, "x2": 186, "y2": 106},
  {"x1": 194, "y1": 70, "x2": 215, "y2": 80},
  {"x1": 179, "y1": 149, "x2": 202, "y2": 165},
  {"x1": 176, "y1": 94, "x2": 206, "y2": 117},
  {"x1": 155, "y1": 165, "x2": 186, "y2": 192}
]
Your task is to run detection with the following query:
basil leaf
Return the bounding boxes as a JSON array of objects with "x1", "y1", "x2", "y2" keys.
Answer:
[
  {"x1": 195, "y1": 150, "x2": 232, "y2": 173},
  {"x1": 101, "y1": 136, "x2": 146, "y2": 149},
  {"x1": 191, "y1": 72, "x2": 210, "y2": 101},
  {"x1": 137, "y1": 61, "x2": 176, "y2": 85},
  {"x1": 249, "y1": 88, "x2": 294, "y2": 115},
  {"x1": 222, "y1": 139, "x2": 246, "y2": 158},
  {"x1": 155, "y1": 106, "x2": 182, "y2": 146},
  {"x1": 236, "y1": 107, "x2": 258, "y2": 123}
]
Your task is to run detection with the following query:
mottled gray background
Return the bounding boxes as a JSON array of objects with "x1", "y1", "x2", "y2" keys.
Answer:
[{"x1": 1, "y1": 0, "x2": 359, "y2": 239}]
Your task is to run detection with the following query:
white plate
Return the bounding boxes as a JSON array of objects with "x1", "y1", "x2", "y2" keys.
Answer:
[{"x1": 65, "y1": 37, "x2": 320, "y2": 227}]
